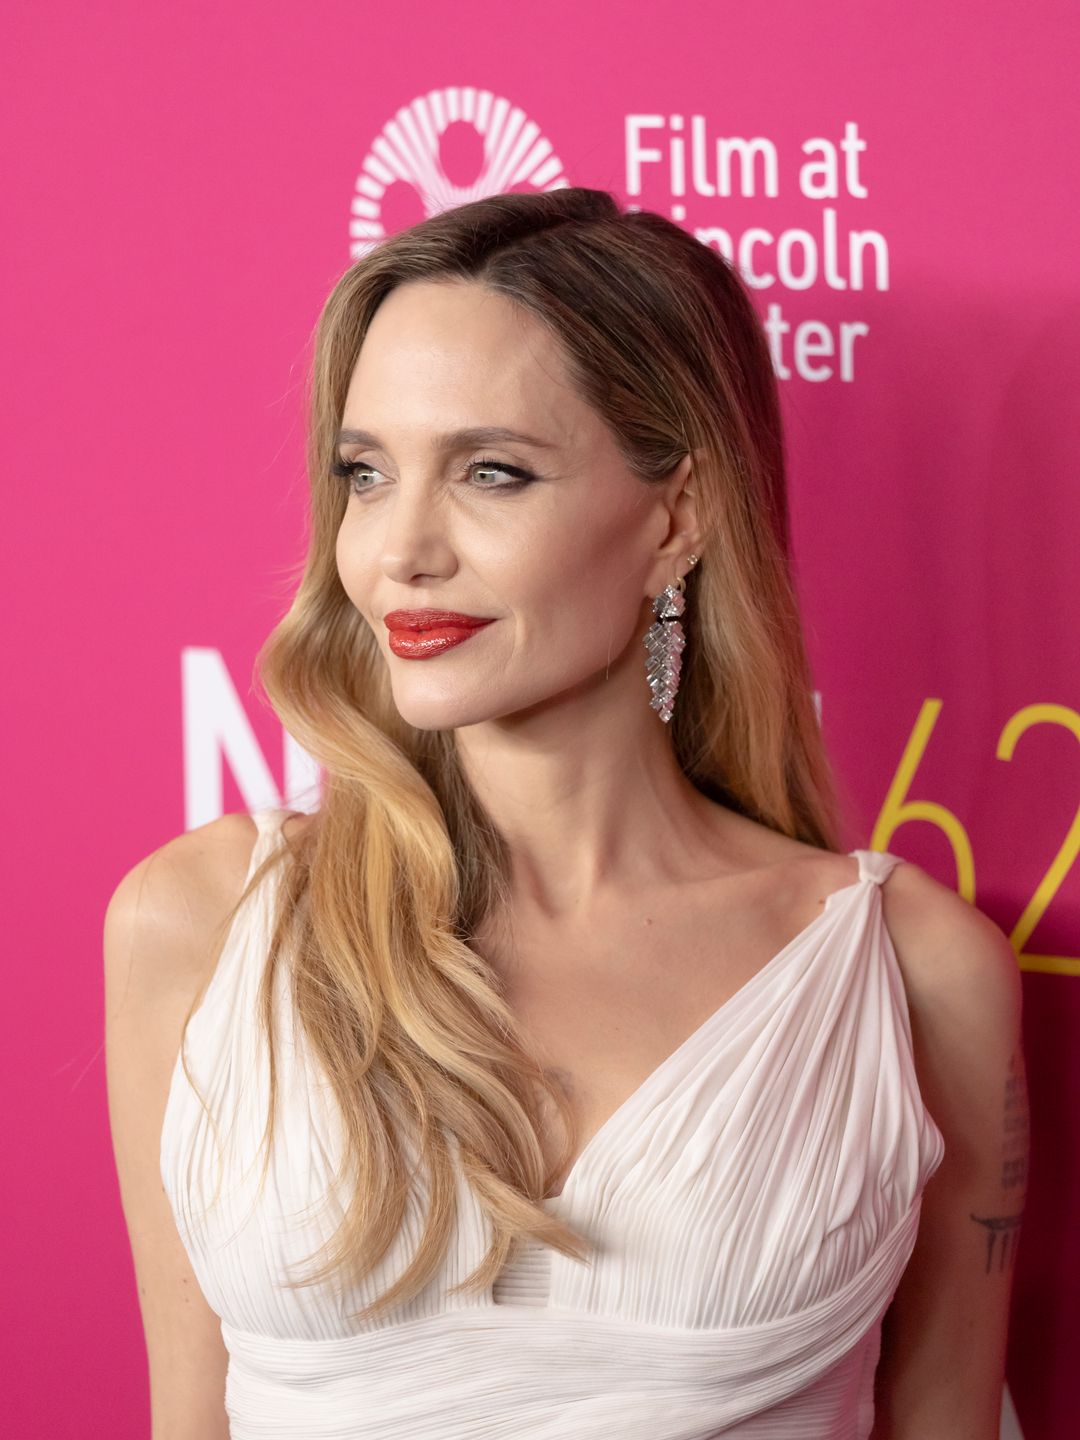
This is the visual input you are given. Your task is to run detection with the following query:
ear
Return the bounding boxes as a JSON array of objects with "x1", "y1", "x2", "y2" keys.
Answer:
[{"x1": 645, "y1": 450, "x2": 704, "y2": 598}]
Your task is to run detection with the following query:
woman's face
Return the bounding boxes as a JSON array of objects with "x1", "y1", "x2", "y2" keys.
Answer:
[{"x1": 334, "y1": 278, "x2": 696, "y2": 732}]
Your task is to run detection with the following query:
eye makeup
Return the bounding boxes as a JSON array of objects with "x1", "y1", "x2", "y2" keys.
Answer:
[{"x1": 331, "y1": 455, "x2": 537, "y2": 496}]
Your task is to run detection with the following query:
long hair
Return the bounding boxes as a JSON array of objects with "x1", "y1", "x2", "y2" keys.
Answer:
[{"x1": 192, "y1": 187, "x2": 847, "y2": 1322}]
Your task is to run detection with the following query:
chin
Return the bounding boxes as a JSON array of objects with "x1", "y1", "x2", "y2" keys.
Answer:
[{"x1": 390, "y1": 689, "x2": 501, "y2": 732}]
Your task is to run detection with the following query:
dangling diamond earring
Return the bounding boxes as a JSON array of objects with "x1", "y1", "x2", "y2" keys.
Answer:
[{"x1": 643, "y1": 554, "x2": 699, "y2": 723}]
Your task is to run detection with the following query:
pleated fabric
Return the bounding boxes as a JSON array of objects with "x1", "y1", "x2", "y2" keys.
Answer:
[{"x1": 160, "y1": 807, "x2": 945, "y2": 1439}]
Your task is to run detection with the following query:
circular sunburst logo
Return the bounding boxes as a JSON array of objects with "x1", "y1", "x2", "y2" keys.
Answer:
[{"x1": 348, "y1": 86, "x2": 572, "y2": 258}]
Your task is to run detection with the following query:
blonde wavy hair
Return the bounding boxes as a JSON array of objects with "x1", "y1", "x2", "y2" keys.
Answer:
[{"x1": 186, "y1": 186, "x2": 847, "y2": 1322}]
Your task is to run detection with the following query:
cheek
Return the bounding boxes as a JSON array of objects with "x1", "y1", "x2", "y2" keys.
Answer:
[
  {"x1": 335, "y1": 524, "x2": 372, "y2": 615},
  {"x1": 507, "y1": 498, "x2": 647, "y2": 636},
  {"x1": 508, "y1": 544, "x2": 645, "y2": 662}
]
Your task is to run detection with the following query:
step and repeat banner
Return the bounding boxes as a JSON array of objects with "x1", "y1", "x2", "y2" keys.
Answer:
[{"x1": 4, "y1": 2, "x2": 1076, "y2": 1436}]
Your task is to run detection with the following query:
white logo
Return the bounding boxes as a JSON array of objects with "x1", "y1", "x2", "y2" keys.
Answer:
[{"x1": 348, "y1": 87, "x2": 571, "y2": 258}]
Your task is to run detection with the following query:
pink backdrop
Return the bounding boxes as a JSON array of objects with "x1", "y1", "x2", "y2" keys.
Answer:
[{"x1": 3, "y1": 2, "x2": 1077, "y2": 1435}]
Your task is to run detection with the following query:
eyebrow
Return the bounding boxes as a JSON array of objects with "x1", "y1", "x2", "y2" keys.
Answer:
[{"x1": 335, "y1": 425, "x2": 558, "y2": 453}]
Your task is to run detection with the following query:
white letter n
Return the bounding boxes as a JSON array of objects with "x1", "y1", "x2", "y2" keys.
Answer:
[{"x1": 181, "y1": 646, "x2": 320, "y2": 830}]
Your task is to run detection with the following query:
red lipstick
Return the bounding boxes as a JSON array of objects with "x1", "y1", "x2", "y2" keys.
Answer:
[
  {"x1": 383, "y1": 609, "x2": 495, "y2": 661},
  {"x1": 383, "y1": 609, "x2": 493, "y2": 630}
]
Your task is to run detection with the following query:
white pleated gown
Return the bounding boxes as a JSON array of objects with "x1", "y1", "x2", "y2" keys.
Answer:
[{"x1": 160, "y1": 807, "x2": 945, "y2": 1438}]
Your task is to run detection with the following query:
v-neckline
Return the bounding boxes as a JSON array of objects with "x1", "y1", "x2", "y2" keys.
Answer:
[{"x1": 541, "y1": 860, "x2": 868, "y2": 1205}]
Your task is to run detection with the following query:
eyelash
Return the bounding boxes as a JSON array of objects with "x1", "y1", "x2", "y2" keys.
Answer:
[{"x1": 330, "y1": 455, "x2": 536, "y2": 496}]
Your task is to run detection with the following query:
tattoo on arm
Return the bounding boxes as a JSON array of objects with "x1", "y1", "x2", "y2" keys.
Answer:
[
  {"x1": 969, "y1": 1041, "x2": 1029, "y2": 1275},
  {"x1": 969, "y1": 1211, "x2": 1023, "y2": 1273}
]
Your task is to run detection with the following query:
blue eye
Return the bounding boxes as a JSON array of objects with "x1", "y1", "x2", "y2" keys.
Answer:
[{"x1": 331, "y1": 456, "x2": 536, "y2": 496}]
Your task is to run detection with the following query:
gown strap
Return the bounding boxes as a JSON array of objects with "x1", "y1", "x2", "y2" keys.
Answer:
[
  {"x1": 850, "y1": 847, "x2": 905, "y2": 887},
  {"x1": 250, "y1": 805, "x2": 290, "y2": 849}
]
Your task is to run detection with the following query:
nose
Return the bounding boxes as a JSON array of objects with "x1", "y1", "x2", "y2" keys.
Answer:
[{"x1": 378, "y1": 479, "x2": 456, "y2": 584}]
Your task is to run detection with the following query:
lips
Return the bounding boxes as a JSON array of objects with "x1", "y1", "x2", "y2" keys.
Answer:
[
  {"x1": 386, "y1": 621, "x2": 494, "y2": 660},
  {"x1": 383, "y1": 609, "x2": 492, "y2": 631},
  {"x1": 381, "y1": 609, "x2": 495, "y2": 661}
]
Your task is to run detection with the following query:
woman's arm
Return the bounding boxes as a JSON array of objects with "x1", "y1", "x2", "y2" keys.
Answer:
[
  {"x1": 869, "y1": 858, "x2": 1028, "y2": 1440},
  {"x1": 104, "y1": 815, "x2": 258, "y2": 1439}
]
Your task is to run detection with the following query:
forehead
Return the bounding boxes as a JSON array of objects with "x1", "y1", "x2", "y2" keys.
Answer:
[{"x1": 341, "y1": 279, "x2": 587, "y2": 441}]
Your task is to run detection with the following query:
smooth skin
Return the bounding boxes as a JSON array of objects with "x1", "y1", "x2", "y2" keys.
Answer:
[
  {"x1": 106, "y1": 278, "x2": 1026, "y2": 1438},
  {"x1": 105, "y1": 814, "x2": 254, "y2": 1440}
]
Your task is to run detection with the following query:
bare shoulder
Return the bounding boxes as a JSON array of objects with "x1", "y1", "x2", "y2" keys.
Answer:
[
  {"x1": 103, "y1": 811, "x2": 262, "y2": 1006},
  {"x1": 878, "y1": 855, "x2": 1023, "y2": 1053},
  {"x1": 875, "y1": 852, "x2": 1025, "y2": 1184}
]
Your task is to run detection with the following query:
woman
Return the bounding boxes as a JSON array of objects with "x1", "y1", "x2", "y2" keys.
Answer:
[{"x1": 105, "y1": 187, "x2": 1026, "y2": 1439}]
